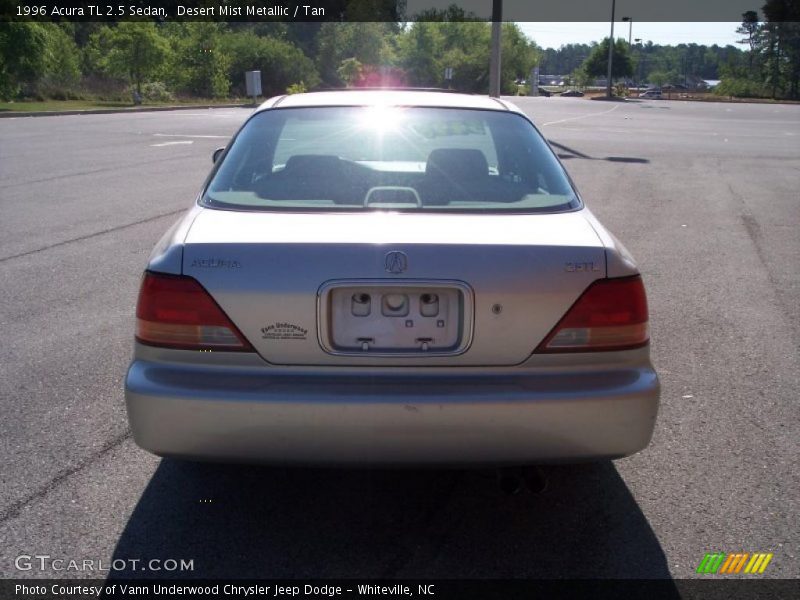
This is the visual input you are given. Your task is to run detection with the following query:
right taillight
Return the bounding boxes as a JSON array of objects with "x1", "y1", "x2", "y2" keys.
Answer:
[
  {"x1": 135, "y1": 271, "x2": 254, "y2": 352},
  {"x1": 535, "y1": 275, "x2": 649, "y2": 353}
]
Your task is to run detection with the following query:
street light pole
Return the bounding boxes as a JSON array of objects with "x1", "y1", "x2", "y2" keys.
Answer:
[
  {"x1": 622, "y1": 17, "x2": 632, "y2": 89},
  {"x1": 606, "y1": 0, "x2": 616, "y2": 98},
  {"x1": 489, "y1": 0, "x2": 502, "y2": 97},
  {"x1": 622, "y1": 17, "x2": 633, "y2": 49}
]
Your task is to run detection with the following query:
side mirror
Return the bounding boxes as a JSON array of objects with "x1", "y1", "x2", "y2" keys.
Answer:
[{"x1": 212, "y1": 147, "x2": 225, "y2": 163}]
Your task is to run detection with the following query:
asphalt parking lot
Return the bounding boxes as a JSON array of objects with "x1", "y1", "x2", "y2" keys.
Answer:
[{"x1": 0, "y1": 97, "x2": 798, "y2": 580}]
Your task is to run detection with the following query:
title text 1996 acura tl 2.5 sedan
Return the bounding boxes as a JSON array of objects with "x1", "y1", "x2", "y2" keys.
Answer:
[{"x1": 124, "y1": 90, "x2": 659, "y2": 465}]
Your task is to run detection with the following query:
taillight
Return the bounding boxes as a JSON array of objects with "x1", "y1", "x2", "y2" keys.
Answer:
[
  {"x1": 135, "y1": 272, "x2": 254, "y2": 351},
  {"x1": 535, "y1": 275, "x2": 649, "y2": 353}
]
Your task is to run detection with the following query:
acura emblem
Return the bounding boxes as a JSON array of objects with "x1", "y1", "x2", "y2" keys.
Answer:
[{"x1": 384, "y1": 251, "x2": 408, "y2": 274}]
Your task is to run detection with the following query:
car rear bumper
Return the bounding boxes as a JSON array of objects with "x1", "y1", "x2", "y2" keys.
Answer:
[{"x1": 125, "y1": 359, "x2": 659, "y2": 465}]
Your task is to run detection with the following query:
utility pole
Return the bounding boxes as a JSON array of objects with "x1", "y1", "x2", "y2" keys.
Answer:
[
  {"x1": 622, "y1": 17, "x2": 633, "y2": 89},
  {"x1": 606, "y1": 0, "x2": 616, "y2": 98},
  {"x1": 622, "y1": 16, "x2": 633, "y2": 49},
  {"x1": 489, "y1": 0, "x2": 502, "y2": 97},
  {"x1": 683, "y1": 52, "x2": 692, "y2": 88},
  {"x1": 634, "y1": 38, "x2": 642, "y2": 89}
]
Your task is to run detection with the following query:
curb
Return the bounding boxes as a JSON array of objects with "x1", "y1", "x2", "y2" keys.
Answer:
[
  {"x1": 589, "y1": 96, "x2": 630, "y2": 102},
  {"x1": 0, "y1": 103, "x2": 252, "y2": 118}
]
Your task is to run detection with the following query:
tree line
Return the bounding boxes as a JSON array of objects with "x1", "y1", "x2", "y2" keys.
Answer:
[
  {"x1": 541, "y1": 41, "x2": 748, "y2": 84},
  {"x1": 721, "y1": 0, "x2": 800, "y2": 99},
  {"x1": 1, "y1": 0, "x2": 797, "y2": 103},
  {"x1": 0, "y1": 19, "x2": 537, "y2": 102},
  {"x1": 530, "y1": 0, "x2": 799, "y2": 100}
]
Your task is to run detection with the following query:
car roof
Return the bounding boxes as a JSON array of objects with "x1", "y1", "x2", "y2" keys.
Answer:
[{"x1": 256, "y1": 89, "x2": 522, "y2": 114}]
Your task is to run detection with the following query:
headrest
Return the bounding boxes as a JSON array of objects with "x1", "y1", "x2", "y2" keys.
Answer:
[
  {"x1": 284, "y1": 154, "x2": 342, "y2": 174},
  {"x1": 426, "y1": 148, "x2": 489, "y2": 181}
]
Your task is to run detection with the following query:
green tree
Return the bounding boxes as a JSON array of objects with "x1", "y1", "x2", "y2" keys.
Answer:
[
  {"x1": 762, "y1": 0, "x2": 800, "y2": 99},
  {"x1": 582, "y1": 38, "x2": 634, "y2": 82},
  {"x1": 736, "y1": 10, "x2": 761, "y2": 73},
  {"x1": 718, "y1": 1, "x2": 800, "y2": 99},
  {"x1": 337, "y1": 57, "x2": 363, "y2": 86},
  {"x1": 570, "y1": 65, "x2": 592, "y2": 89},
  {"x1": 397, "y1": 22, "x2": 441, "y2": 87},
  {"x1": 411, "y1": 4, "x2": 480, "y2": 22},
  {"x1": 172, "y1": 23, "x2": 231, "y2": 98},
  {"x1": 0, "y1": 22, "x2": 49, "y2": 99},
  {"x1": 316, "y1": 22, "x2": 395, "y2": 85},
  {"x1": 648, "y1": 70, "x2": 670, "y2": 87},
  {"x1": 0, "y1": 23, "x2": 80, "y2": 99},
  {"x1": 397, "y1": 21, "x2": 535, "y2": 94},
  {"x1": 92, "y1": 22, "x2": 169, "y2": 94},
  {"x1": 714, "y1": 76, "x2": 768, "y2": 97},
  {"x1": 438, "y1": 22, "x2": 491, "y2": 92},
  {"x1": 39, "y1": 24, "x2": 82, "y2": 97},
  {"x1": 540, "y1": 43, "x2": 592, "y2": 75},
  {"x1": 221, "y1": 30, "x2": 319, "y2": 96},
  {"x1": 501, "y1": 23, "x2": 539, "y2": 93}
]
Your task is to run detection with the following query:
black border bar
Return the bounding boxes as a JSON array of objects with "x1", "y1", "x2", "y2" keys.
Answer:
[
  {"x1": 3, "y1": 0, "x2": 797, "y2": 23},
  {"x1": 2, "y1": 579, "x2": 800, "y2": 600}
]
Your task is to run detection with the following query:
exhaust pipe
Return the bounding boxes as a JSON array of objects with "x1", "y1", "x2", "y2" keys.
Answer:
[
  {"x1": 523, "y1": 466, "x2": 548, "y2": 494},
  {"x1": 496, "y1": 469, "x2": 524, "y2": 495},
  {"x1": 496, "y1": 466, "x2": 548, "y2": 495}
]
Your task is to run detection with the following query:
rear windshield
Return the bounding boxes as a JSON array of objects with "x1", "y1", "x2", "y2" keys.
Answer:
[{"x1": 203, "y1": 106, "x2": 579, "y2": 213}]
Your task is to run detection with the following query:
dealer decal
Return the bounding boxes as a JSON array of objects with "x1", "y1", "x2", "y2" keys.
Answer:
[{"x1": 261, "y1": 323, "x2": 308, "y2": 340}]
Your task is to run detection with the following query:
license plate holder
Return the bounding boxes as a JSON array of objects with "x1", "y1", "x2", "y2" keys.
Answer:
[{"x1": 318, "y1": 280, "x2": 473, "y2": 356}]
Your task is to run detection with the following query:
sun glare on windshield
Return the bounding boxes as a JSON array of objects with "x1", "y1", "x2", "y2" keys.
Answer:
[{"x1": 357, "y1": 105, "x2": 407, "y2": 133}]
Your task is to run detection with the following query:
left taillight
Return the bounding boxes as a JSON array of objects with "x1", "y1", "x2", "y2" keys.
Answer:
[{"x1": 135, "y1": 271, "x2": 254, "y2": 351}]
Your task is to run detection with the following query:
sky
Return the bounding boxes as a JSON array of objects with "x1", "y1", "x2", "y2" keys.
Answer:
[{"x1": 517, "y1": 22, "x2": 741, "y2": 50}]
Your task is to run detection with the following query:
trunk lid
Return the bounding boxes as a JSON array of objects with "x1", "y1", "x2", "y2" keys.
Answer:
[{"x1": 182, "y1": 209, "x2": 606, "y2": 366}]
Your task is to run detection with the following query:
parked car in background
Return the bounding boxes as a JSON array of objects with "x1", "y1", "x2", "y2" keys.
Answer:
[
  {"x1": 638, "y1": 90, "x2": 663, "y2": 99},
  {"x1": 125, "y1": 90, "x2": 659, "y2": 465},
  {"x1": 560, "y1": 90, "x2": 584, "y2": 97}
]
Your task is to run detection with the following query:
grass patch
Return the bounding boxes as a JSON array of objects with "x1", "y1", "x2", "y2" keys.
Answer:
[
  {"x1": 0, "y1": 100, "x2": 136, "y2": 112},
  {"x1": 0, "y1": 99, "x2": 247, "y2": 113}
]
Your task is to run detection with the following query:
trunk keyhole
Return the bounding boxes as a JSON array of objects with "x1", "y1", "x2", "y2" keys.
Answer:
[
  {"x1": 420, "y1": 293, "x2": 439, "y2": 317},
  {"x1": 351, "y1": 293, "x2": 371, "y2": 317}
]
